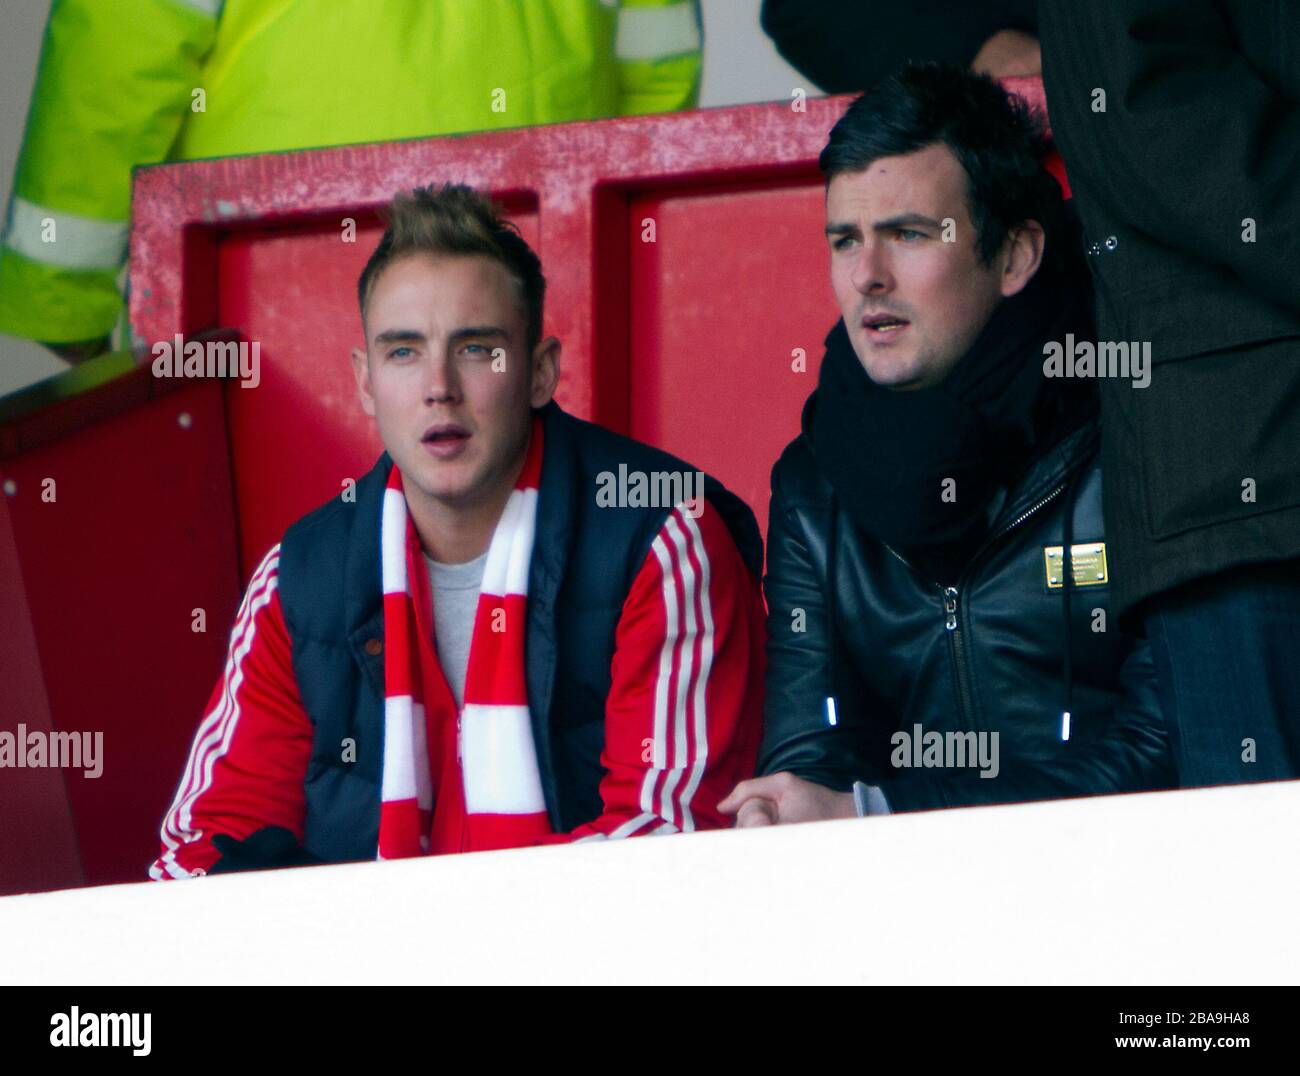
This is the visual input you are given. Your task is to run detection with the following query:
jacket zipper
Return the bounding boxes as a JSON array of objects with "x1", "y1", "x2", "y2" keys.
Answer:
[
  {"x1": 981, "y1": 485, "x2": 1067, "y2": 553},
  {"x1": 942, "y1": 585, "x2": 979, "y2": 729},
  {"x1": 880, "y1": 481, "x2": 1067, "y2": 731},
  {"x1": 881, "y1": 542, "x2": 980, "y2": 727}
]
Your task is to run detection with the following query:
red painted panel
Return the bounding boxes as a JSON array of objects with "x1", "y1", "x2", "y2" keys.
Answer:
[
  {"x1": 627, "y1": 176, "x2": 837, "y2": 535},
  {"x1": 0, "y1": 496, "x2": 83, "y2": 895},
  {"x1": 131, "y1": 98, "x2": 864, "y2": 430},
  {"x1": 2, "y1": 380, "x2": 240, "y2": 888}
]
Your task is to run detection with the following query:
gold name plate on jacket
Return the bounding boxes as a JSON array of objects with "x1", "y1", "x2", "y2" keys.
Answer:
[{"x1": 1043, "y1": 542, "x2": 1109, "y2": 589}]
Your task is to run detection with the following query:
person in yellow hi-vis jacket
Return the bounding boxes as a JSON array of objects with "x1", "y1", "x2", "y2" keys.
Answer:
[{"x1": 0, "y1": 0, "x2": 702, "y2": 363}]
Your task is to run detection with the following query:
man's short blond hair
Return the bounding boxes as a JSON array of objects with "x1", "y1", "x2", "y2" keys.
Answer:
[{"x1": 357, "y1": 184, "x2": 545, "y2": 349}]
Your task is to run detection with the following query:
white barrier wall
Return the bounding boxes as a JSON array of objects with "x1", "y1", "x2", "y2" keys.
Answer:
[{"x1": 2, "y1": 780, "x2": 1297, "y2": 985}]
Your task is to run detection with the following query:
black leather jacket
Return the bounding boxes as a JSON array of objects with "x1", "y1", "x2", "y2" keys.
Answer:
[{"x1": 759, "y1": 410, "x2": 1174, "y2": 812}]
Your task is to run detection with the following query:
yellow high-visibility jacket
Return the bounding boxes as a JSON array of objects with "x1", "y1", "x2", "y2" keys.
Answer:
[{"x1": 0, "y1": 0, "x2": 701, "y2": 345}]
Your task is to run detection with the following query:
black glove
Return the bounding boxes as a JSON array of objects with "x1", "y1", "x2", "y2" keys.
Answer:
[{"x1": 208, "y1": 826, "x2": 323, "y2": 874}]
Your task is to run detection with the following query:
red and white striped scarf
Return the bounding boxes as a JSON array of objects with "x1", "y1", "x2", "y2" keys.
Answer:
[{"x1": 377, "y1": 420, "x2": 552, "y2": 858}]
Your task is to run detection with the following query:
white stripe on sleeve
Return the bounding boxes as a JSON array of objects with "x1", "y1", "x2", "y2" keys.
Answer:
[
  {"x1": 3, "y1": 197, "x2": 128, "y2": 271},
  {"x1": 658, "y1": 512, "x2": 699, "y2": 828},
  {"x1": 673, "y1": 509, "x2": 714, "y2": 831},
  {"x1": 645, "y1": 531, "x2": 679, "y2": 817},
  {"x1": 171, "y1": 0, "x2": 224, "y2": 16}
]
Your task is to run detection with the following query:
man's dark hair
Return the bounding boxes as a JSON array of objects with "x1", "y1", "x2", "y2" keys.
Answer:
[
  {"x1": 819, "y1": 63, "x2": 1065, "y2": 270},
  {"x1": 357, "y1": 184, "x2": 546, "y2": 350}
]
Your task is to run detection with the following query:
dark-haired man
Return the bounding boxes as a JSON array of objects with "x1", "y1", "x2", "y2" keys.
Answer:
[
  {"x1": 721, "y1": 64, "x2": 1172, "y2": 827},
  {"x1": 151, "y1": 184, "x2": 765, "y2": 877}
]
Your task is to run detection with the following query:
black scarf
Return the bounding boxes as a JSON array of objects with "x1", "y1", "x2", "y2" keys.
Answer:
[{"x1": 808, "y1": 258, "x2": 1095, "y2": 584}]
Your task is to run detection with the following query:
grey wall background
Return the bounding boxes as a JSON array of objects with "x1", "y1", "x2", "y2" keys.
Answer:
[{"x1": 0, "y1": 0, "x2": 807, "y2": 398}]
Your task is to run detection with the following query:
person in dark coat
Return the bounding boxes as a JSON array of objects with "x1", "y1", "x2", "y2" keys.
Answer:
[{"x1": 1038, "y1": 1, "x2": 1300, "y2": 788}]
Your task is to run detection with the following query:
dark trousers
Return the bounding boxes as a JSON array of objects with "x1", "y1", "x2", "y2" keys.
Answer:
[{"x1": 1144, "y1": 559, "x2": 1300, "y2": 788}]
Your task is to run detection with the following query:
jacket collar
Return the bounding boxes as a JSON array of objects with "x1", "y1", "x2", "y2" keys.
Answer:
[
  {"x1": 990, "y1": 412, "x2": 1100, "y2": 535},
  {"x1": 528, "y1": 401, "x2": 578, "y2": 622},
  {"x1": 344, "y1": 451, "x2": 393, "y2": 699},
  {"x1": 524, "y1": 402, "x2": 579, "y2": 818}
]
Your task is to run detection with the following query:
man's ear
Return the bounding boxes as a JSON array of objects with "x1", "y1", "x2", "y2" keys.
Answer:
[
  {"x1": 999, "y1": 219, "x2": 1046, "y2": 299},
  {"x1": 529, "y1": 335, "x2": 561, "y2": 409},
  {"x1": 351, "y1": 345, "x2": 376, "y2": 417}
]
